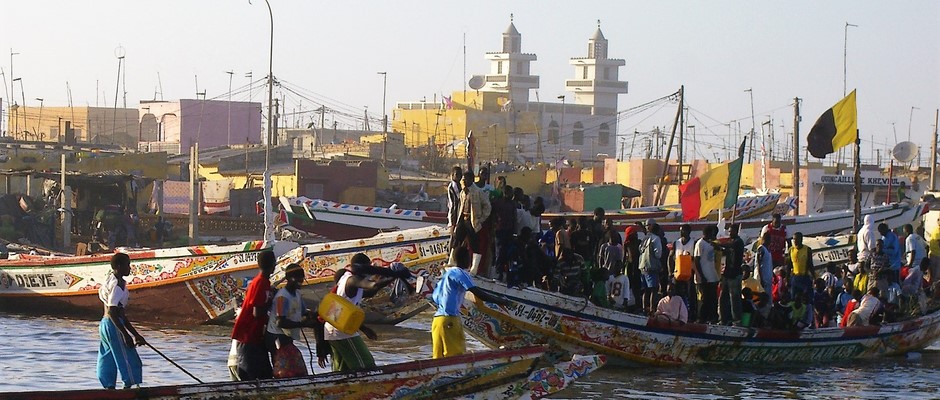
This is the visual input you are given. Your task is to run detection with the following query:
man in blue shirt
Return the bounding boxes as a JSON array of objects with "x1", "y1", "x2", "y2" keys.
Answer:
[
  {"x1": 431, "y1": 247, "x2": 509, "y2": 359},
  {"x1": 878, "y1": 223, "x2": 902, "y2": 283}
]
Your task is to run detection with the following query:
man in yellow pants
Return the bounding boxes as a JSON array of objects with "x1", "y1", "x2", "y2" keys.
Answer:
[{"x1": 431, "y1": 246, "x2": 509, "y2": 358}]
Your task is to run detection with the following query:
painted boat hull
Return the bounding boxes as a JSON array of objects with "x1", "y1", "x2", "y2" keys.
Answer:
[
  {"x1": 280, "y1": 197, "x2": 447, "y2": 241},
  {"x1": 543, "y1": 193, "x2": 781, "y2": 223},
  {"x1": 274, "y1": 226, "x2": 451, "y2": 325},
  {"x1": 0, "y1": 242, "x2": 271, "y2": 325},
  {"x1": 646, "y1": 202, "x2": 925, "y2": 243},
  {"x1": 0, "y1": 346, "x2": 599, "y2": 400},
  {"x1": 459, "y1": 279, "x2": 940, "y2": 366}
]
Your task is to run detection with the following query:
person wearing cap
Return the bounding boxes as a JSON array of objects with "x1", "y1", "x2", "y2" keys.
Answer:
[{"x1": 430, "y1": 246, "x2": 509, "y2": 358}]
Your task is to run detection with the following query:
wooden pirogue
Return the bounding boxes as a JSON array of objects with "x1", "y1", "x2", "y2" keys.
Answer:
[
  {"x1": 0, "y1": 347, "x2": 606, "y2": 400},
  {"x1": 0, "y1": 241, "x2": 270, "y2": 325},
  {"x1": 461, "y1": 279, "x2": 940, "y2": 366}
]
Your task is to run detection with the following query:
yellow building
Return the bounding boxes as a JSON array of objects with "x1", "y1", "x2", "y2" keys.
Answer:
[
  {"x1": 392, "y1": 19, "x2": 626, "y2": 165},
  {"x1": 6, "y1": 106, "x2": 139, "y2": 148}
]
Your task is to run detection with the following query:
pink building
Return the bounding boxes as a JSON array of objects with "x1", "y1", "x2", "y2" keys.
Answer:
[{"x1": 138, "y1": 99, "x2": 262, "y2": 154}]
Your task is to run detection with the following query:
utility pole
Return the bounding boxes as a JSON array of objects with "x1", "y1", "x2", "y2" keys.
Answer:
[
  {"x1": 61, "y1": 154, "x2": 71, "y2": 250},
  {"x1": 377, "y1": 71, "x2": 387, "y2": 163},
  {"x1": 931, "y1": 109, "x2": 938, "y2": 191},
  {"x1": 793, "y1": 97, "x2": 801, "y2": 215},
  {"x1": 226, "y1": 70, "x2": 234, "y2": 146},
  {"x1": 745, "y1": 88, "x2": 756, "y2": 164},
  {"x1": 189, "y1": 143, "x2": 200, "y2": 245}
]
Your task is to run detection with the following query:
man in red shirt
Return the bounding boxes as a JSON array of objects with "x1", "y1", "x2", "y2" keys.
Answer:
[{"x1": 229, "y1": 249, "x2": 277, "y2": 381}]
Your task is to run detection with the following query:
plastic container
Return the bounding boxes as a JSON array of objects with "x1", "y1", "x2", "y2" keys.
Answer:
[
  {"x1": 675, "y1": 254, "x2": 693, "y2": 281},
  {"x1": 318, "y1": 292, "x2": 365, "y2": 335}
]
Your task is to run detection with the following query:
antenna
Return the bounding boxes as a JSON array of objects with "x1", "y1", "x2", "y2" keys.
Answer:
[{"x1": 156, "y1": 72, "x2": 164, "y2": 101}]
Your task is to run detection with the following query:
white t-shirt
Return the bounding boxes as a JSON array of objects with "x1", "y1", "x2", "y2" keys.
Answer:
[
  {"x1": 99, "y1": 273, "x2": 129, "y2": 308},
  {"x1": 266, "y1": 287, "x2": 305, "y2": 340},
  {"x1": 853, "y1": 293, "x2": 881, "y2": 323},
  {"x1": 674, "y1": 238, "x2": 695, "y2": 259},
  {"x1": 324, "y1": 271, "x2": 364, "y2": 341},
  {"x1": 606, "y1": 274, "x2": 635, "y2": 307},
  {"x1": 693, "y1": 238, "x2": 719, "y2": 284}
]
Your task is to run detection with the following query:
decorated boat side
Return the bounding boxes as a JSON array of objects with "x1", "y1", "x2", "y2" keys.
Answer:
[
  {"x1": 647, "y1": 201, "x2": 926, "y2": 243},
  {"x1": 278, "y1": 196, "x2": 448, "y2": 241},
  {"x1": 543, "y1": 192, "x2": 782, "y2": 223},
  {"x1": 460, "y1": 279, "x2": 940, "y2": 366},
  {"x1": 0, "y1": 346, "x2": 601, "y2": 400},
  {"x1": 0, "y1": 241, "x2": 270, "y2": 325},
  {"x1": 274, "y1": 226, "x2": 450, "y2": 324}
]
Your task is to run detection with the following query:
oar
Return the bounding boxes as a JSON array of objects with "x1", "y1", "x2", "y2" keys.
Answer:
[{"x1": 145, "y1": 343, "x2": 205, "y2": 384}]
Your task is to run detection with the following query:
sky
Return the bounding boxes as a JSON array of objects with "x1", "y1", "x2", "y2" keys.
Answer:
[{"x1": 1, "y1": 1, "x2": 938, "y2": 163}]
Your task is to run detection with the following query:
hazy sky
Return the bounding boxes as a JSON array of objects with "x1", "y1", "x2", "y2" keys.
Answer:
[{"x1": 1, "y1": 1, "x2": 937, "y2": 161}]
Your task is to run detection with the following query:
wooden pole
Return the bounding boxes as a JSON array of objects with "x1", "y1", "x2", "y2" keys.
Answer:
[
  {"x1": 853, "y1": 132, "x2": 861, "y2": 232},
  {"x1": 60, "y1": 154, "x2": 71, "y2": 250},
  {"x1": 654, "y1": 86, "x2": 683, "y2": 206},
  {"x1": 189, "y1": 144, "x2": 199, "y2": 245},
  {"x1": 792, "y1": 97, "x2": 801, "y2": 215}
]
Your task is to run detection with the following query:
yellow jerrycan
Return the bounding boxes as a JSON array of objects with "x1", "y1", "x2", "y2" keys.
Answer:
[{"x1": 318, "y1": 292, "x2": 365, "y2": 335}]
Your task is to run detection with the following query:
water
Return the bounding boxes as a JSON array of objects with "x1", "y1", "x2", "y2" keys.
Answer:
[{"x1": 1, "y1": 311, "x2": 938, "y2": 399}]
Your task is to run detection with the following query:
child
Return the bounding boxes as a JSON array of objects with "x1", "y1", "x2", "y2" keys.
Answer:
[
  {"x1": 839, "y1": 290, "x2": 862, "y2": 328},
  {"x1": 772, "y1": 267, "x2": 789, "y2": 303},
  {"x1": 557, "y1": 248, "x2": 584, "y2": 296},
  {"x1": 606, "y1": 267, "x2": 635, "y2": 310},
  {"x1": 835, "y1": 278, "x2": 854, "y2": 325},
  {"x1": 813, "y1": 278, "x2": 834, "y2": 328},
  {"x1": 590, "y1": 268, "x2": 611, "y2": 307}
]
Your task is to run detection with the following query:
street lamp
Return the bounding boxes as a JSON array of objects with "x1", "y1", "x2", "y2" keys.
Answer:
[
  {"x1": 377, "y1": 71, "x2": 387, "y2": 162},
  {"x1": 35, "y1": 97, "x2": 44, "y2": 141},
  {"x1": 13, "y1": 77, "x2": 24, "y2": 140},
  {"x1": 257, "y1": 0, "x2": 276, "y2": 243},
  {"x1": 226, "y1": 70, "x2": 234, "y2": 146}
]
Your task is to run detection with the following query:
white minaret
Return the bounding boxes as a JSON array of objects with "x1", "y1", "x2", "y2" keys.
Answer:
[
  {"x1": 565, "y1": 21, "x2": 628, "y2": 115},
  {"x1": 482, "y1": 15, "x2": 539, "y2": 105}
]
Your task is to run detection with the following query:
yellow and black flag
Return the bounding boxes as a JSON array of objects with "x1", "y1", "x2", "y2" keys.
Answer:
[{"x1": 807, "y1": 90, "x2": 857, "y2": 158}]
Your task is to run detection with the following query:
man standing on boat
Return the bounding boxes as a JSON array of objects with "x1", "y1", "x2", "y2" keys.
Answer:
[
  {"x1": 229, "y1": 249, "x2": 275, "y2": 381},
  {"x1": 878, "y1": 223, "x2": 903, "y2": 283},
  {"x1": 446, "y1": 166, "x2": 463, "y2": 234},
  {"x1": 669, "y1": 224, "x2": 696, "y2": 321},
  {"x1": 755, "y1": 232, "x2": 775, "y2": 296},
  {"x1": 96, "y1": 253, "x2": 145, "y2": 389},
  {"x1": 718, "y1": 224, "x2": 745, "y2": 326},
  {"x1": 431, "y1": 246, "x2": 509, "y2": 358},
  {"x1": 759, "y1": 214, "x2": 788, "y2": 267},
  {"x1": 693, "y1": 226, "x2": 721, "y2": 324},
  {"x1": 450, "y1": 171, "x2": 491, "y2": 275},
  {"x1": 788, "y1": 232, "x2": 815, "y2": 299},
  {"x1": 638, "y1": 222, "x2": 664, "y2": 315}
]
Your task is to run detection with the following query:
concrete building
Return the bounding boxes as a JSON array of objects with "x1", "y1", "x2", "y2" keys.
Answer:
[
  {"x1": 138, "y1": 99, "x2": 262, "y2": 155},
  {"x1": 5, "y1": 106, "x2": 139, "y2": 147},
  {"x1": 393, "y1": 20, "x2": 628, "y2": 165}
]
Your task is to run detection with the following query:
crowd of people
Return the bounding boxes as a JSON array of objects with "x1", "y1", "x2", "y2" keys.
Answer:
[{"x1": 444, "y1": 168, "x2": 940, "y2": 331}]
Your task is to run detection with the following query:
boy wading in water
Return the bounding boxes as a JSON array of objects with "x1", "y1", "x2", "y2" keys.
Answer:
[{"x1": 97, "y1": 253, "x2": 146, "y2": 389}]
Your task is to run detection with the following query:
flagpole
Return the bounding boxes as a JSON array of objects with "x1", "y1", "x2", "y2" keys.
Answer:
[{"x1": 853, "y1": 131, "x2": 861, "y2": 232}]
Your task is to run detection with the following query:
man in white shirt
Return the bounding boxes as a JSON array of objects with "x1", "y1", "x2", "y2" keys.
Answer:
[
  {"x1": 903, "y1": 224, "x2": 926, "y2": 270},
  {"x1": 693, "y1": 226, "x2": 720, "y2": 324},
  {"x1": 856, "y1": 215, "x2": 879, "y2": 261},
  {"x1": 847, "y1": 287, "x2": 882, "y2": 327}
]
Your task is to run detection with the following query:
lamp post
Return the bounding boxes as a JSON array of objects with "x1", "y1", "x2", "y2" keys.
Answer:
[
  {"x1": 259, "y1": 0, "x2": 275, "y2": 243},
  {"x1": 843, "y1": 22, "x2": 858, "y2": 97},
  {"x1": 35, "y1": 98, "x2": 44, "y2": 141},
  {"x1": 9, "y1": 49, "x2": 17, "y2": 121},
  {"x1": 557, "y1": 95, "x2": 566, "y2": 163},
  {"x1": 226, "y1": 70, "x2": 234, "y2": 146},
  {"x1": 377, "y1": 71, "x2": 387, "y2": 162}
]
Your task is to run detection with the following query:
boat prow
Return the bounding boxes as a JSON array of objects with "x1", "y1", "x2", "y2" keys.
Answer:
[
  {"x1": 461, "y1": 279, "x2": 940, "y2": 366},
  {"x1": 0, "y1": 346, "x2": 602, "y2": 400}
]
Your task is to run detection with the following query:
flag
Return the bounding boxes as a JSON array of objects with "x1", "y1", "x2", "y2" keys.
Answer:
[
  {"x1": 807, "y1": 90, "x2": 857, "y2": 158},
  {"x1": 680, "y1": 139, "x2": 747, "y2": 221}
]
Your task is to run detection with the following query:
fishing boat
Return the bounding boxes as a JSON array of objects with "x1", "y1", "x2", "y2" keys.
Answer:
[
  {"x1": 647, "y1": 201, "x2": 926, "y2": 243},
  {"x1": 459, "y1": 279, "x2": 940, "y2": 366},
  {"x1": 278, "y1": 196, "x2": 448, "y2": 241},
  {"x1": 274, "y1": 226, "x2": 450, "y2": 324},
  {"x1": 0, "y1": 347, "x2": 605, "y2": 400},
  {"x1": 0, "y1": 241, "x2": 271, "y2": 325},
  {"x1": 543, "y1": 192, "x2": 782, "y2": 223}
]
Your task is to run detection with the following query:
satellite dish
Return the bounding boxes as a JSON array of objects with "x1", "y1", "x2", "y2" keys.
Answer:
[
  {"x1": 892, "y1": 141, "x2": 919, "y2": 163},
  {"x1": 468, "y1": 75, "x2": 484, "y2": 90}
]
